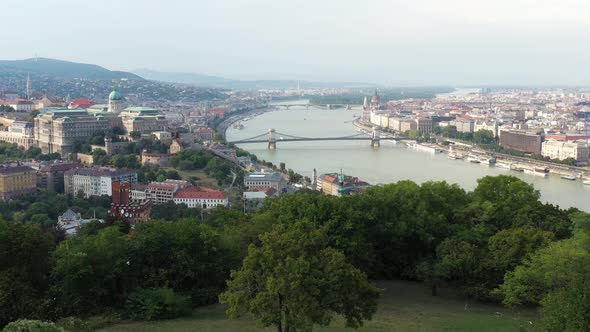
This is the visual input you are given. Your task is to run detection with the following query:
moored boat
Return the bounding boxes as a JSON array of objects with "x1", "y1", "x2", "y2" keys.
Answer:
[
  {"x1": 480, "y1": 157, "x2": 496, "y2": 165},
  {"x1": 534, "y1": 167, "x2": 550, "y2": 177},
  {"x1": 411, "y1": 143, "x2": 441, "y2": 154},
  {"x1": 510, "y1": 165, "x2": 524, "y2": 172},
  {"x1": 495, "y1": 163, "x2": 511, "y2": 169},
  {"x1": 467, "y1": 155, "x2": 480, "y2": 163},
  {"x1": 583, "y1": 179, "x2": 590, "y2": 185},
  {"x1": 448, "y1": 153, "x2": 464, "y2": 160},
  {"x1": 561, "y1": 175, "x2": 577, "y2": 181}
]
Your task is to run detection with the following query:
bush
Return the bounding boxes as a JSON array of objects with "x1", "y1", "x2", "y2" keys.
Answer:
[
  {"x1": 2, "y1": 320, "x2": 64, "y2": 332},
  {"x1": 55, "y1": 317, "x2": 89, "y2": 332},
  {"x1": 125, "y1": 288, "x2": 191, "y2": 321}
]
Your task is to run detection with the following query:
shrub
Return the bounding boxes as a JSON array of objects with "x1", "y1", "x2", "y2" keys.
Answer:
[
  {"x1": 125, "y1": 288, "x2": 191, "y2": 321},
  {"x1": 55, "y1": 317, "x2": 89, "y2": 332},
  {"x1": 2, "y1": 319, "x2": 64, "y2": 332}
]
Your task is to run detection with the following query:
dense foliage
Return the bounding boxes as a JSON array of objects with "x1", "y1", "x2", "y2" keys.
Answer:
[
  {"x1": 499, "y1": 212, "x2": 590, "y2": 331},
  {"x1": 124, "y1": 288, "x2": 191, "y2": 321},
  {"x1": 434, "y1": 126, "x2": 497, "y2": 144},
  {"x1": 0, "y1": 175, "x2": 586, "y2": 330},
  {"x1": 220, "y1": 220, "x2": 380, "y2": 332},
  {"x1": 169, "y1": 149, "x2": 242, "y2": 186},
  {"x1": 0, "y1": 143, "x2": 60, "y2": 162},
  {"x1": 2, "y1": 320, "x2": 64, "y2": 332},
  {"x1": 0, "y1": 191, "x2": 112, "y2": 227}
]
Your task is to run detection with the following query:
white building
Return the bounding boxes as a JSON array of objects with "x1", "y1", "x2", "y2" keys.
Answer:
[
  {"x1": 0, "y1": 121, "x2": 35, "y2": 149},
  {"x1": 474, "y1": 121, "x2": 499, "y2": 137},
  {"x1": 172, "y1": 186, "x2": 228, "y2": 209},
  {"x1": 64, "y1": 167, "x2": 137, "y2": 198},
  {"x1": 8, "y1": 99, "x2": 35, "y2": 111},
  {"x1": 450, "y1": 118, "x2": 475, "y2": 133},
  {"x1": 542, "y1": 140, "x2": 590, "y2": 162},
  {"x1": 244, "y1": 172, "x2": 286, "y2": 193},
  {"x1": 57, "y1": 208, "x2": 103, "y2": 237},
  {"x1": 146, "y1": 179, "x2": 191, "y2": 204}
]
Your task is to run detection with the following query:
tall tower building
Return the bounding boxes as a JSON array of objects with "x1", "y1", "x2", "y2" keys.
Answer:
[
  {"x1": 26, "y1": 74, "x2": 32, "y2": 100},
  {"x1": 108, "y1": 89, "x2": 124, "y2": 113},
  {"x1": 370, "y1": 89, "x2": 380, "y2": 108}
]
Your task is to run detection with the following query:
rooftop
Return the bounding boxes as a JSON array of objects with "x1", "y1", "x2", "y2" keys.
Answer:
[
  {"x1": 173, "y1": 186, "x2": 226, "y2": 200},
  {"x1": 39, "y1": 162, "x2": 80, "y2": 172},
  {"x1": 245, "y1": 172, "x2": 283, "y2": 182},
  {"x1": 0, "y1": 165, "x2": 34, "y2": 174},
  {"x1": 65, "y1": 167, "x2": 136, "y2": 177}
]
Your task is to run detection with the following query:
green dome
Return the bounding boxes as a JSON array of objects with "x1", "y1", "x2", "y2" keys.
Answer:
[{"x1": 109, "y1": 90, "x2": 123, "y2": 101}]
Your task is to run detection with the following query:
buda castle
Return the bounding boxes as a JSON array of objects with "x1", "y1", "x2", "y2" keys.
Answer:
[{"x1": 34, "y1": 90, "x2": 168, "y2": 154}]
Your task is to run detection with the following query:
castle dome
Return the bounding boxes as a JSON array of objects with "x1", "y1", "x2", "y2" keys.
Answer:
[{"x1": 109, "y1": 90, "x2": 123, "y2": 101}]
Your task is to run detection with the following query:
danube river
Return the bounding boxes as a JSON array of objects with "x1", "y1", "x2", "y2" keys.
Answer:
[{"x1": 226, "y1": 104, "x2": 589, "y2": 211}]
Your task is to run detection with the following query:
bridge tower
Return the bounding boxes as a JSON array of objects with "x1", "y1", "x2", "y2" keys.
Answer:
[
  {"x1": 371, "y1": 126, "x2": 380, "y2": 147},
  {"x1": 268, "y1": 128, "x2": 277, "y2": 149}
]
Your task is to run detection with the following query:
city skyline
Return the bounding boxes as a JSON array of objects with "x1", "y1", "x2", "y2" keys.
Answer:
[{"x1": 4, "y1": 0, "x2": 590, "y2": 86}]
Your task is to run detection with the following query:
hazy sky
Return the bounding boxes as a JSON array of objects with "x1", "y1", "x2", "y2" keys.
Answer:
[{"x1": 5, "y1": 0, "x2": 590, "y2": 85}]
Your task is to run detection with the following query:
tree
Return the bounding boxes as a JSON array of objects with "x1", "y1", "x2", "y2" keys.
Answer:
[
  {"x1": 500, "y1": 212, "x2": 590, "y2": 331},
  {"x1": 473, "y1": 129, "x2": 495, "y2": 144},
  {"x1": 441, "y1": 125, "x2": 458, "y2": 138},
  {"x1": 129, "y1": 131, "x2": 141, "y2": 140},
  {"x1": 49, "y1": 227, "x2": 132, "y2": 316},
  {"x1": 25, "y1": 147, "x2": 42, "y2": 159},
  {"x1": 0, "y1": 221, "x2": 54, "y2": 327},
  {"x1": 92, "y1": 149, "x2": 108, "y2": 166},
  {"x1": 129, "y1": 220, "x2": 228, "y2": 305},
  {"x1": 407, "y1": 130, "x2": 419, "y2": 139},
  {"x1": 111, "y1": 155, "x2": 127, "y2": 169},
  {"x1": 287, "y1": 169, "x2": 302, "y2": 183},
  {"x1": 220, "y1": 221, "x2": 379, "y2": 332},
  {"x1": 213, "y1": 132, "x2": 224, "y2": 142}
]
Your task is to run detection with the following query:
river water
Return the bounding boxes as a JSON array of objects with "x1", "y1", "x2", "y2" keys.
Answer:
[{"x1": 227, "y1": 103, "x2": 589, "y2": 211}]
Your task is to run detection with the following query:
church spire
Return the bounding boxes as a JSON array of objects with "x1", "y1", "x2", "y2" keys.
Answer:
[{"x1": 26, "y1": 73, "x2": 32, "y2": 100}]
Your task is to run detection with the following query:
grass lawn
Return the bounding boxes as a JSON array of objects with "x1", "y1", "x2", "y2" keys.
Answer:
[
  {"x1": 164, "y1": 168, "x2": 220, "y2": 188},
  {"x1": 97, "y1": 281, "x2": 537, "y2": 332}
]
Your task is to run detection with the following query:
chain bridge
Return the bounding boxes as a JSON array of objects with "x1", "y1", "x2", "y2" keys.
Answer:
[{"x1": 228, "y1": 128, "x2": 402, "y2": 149}]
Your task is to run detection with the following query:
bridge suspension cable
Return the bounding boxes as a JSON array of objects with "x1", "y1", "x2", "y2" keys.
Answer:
[
  {"x1": 273, "y1": 131, "x2": 370, "y2": 140},
  {"x1": 232, "y1": 132, "x2": 268, "y2": 142}
]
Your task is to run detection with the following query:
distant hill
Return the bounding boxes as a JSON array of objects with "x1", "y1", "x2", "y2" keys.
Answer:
[
  {"x1": 133, "y1": 68, "x2": 377, "y2": 89},
  {"x1": 0, "y1": 58, "x2": 143, "y2": 80},
  {"x1": 133, "y1": 68, "x2": 232, "y2": 86}
]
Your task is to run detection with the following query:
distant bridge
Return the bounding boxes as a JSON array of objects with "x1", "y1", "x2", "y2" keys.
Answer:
[
  {"x1": 228, "y1": 128, "x2": 403, "y2": 149},
  {"x1": 270, "y1": 103, "x2": 311, "y2": 109},
  {"x1": 269, "y1": 103, "x2": 356, "y2": 110}
]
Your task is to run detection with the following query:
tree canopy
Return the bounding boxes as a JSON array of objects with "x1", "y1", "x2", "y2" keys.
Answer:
[{"x1": 220, "y1": 220, "x2": 379, "y2": 332}]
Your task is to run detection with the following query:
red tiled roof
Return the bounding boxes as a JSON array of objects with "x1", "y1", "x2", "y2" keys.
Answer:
[
  {"x1": 174, "y1": 186, "x2": 226, "y2": 199},
  {"x1": 324, "y1": 175, "x2": 338, "y2": 183},
  {"x1": 69, "y1": 98, "x2": 96, "y2": 109}
]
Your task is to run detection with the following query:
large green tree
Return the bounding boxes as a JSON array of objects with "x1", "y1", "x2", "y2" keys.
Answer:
[
  {"x1": 129, "y1": 219, "x2": 229, "y2": 305},
  {"x1": 220, "y1": 221, "x2": 379, "y2": 332},
  {"x1": 0, "y1": 221, "x2": 54, "y2": 327},
  {"x1": 49, "y1": 227, "x2": 132, "y2": 316},
  {"x1": 500, "y1": 212, "x2": 590, "y2": 331}
]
